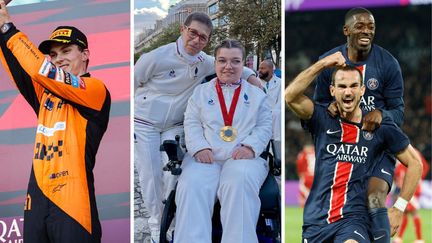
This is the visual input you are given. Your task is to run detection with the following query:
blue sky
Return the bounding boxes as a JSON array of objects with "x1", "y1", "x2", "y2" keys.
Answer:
[{"x1": 134, "y1": 0, "x2": 180, "y2": 35}]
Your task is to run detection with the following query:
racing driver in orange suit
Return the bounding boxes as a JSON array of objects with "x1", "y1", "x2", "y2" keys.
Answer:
[{"x1": 0, "y1": 1, "x2": 110, "y2": 242}]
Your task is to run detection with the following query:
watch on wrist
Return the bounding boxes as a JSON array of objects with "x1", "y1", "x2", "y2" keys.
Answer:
[{"x1": 1, "y1": 22, "x2": 13, "y2": 34}]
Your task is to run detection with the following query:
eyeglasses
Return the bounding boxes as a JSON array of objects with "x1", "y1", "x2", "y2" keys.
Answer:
[
  {"x1": 185, "y1": 26, "x2": 209, "y2": 43},
  {"x1": 216, "y1": 58, "x2": 243, "y2": 67}
]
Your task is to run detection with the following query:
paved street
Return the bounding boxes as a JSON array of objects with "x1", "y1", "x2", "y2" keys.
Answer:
[{"x1": 134, "y1": 166, "x2": 151, "y2": 243}]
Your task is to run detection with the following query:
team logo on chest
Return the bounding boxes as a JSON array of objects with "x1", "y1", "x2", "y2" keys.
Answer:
[
  {"x1": 169, "y1": 69, "x2": 176, "y2": 78},
  {"x1": 367, "y1": 78, "x2": 379, "y2": 90},
  {"x1": 243, "y1": 93, "x2": 250, "y2": 104},
  {"x1": 208, "y1": 98, "x2": 214, "y2": 105},
  {"x1": 194, "y1": 67, "x2": 198, "y2": 79},
  {"x1": 362, "y1": 131, "x2": 374, "y2": 140}
]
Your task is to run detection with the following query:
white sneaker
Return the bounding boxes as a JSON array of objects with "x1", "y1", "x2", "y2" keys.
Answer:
[
  {"x1": 393, "y1": 237, "x2": 403, "y2": 243},
  {"x1": 413, "y1": 240, "x2": 425, "y2": 243}
]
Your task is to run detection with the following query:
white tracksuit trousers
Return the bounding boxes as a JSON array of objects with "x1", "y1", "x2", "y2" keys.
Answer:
[
  {"x1": 174, "y1": 154, "x2": 268, "y2": 243},
  {"x1": 134, "y1": 121, "x2": 183, "y2": 233}
]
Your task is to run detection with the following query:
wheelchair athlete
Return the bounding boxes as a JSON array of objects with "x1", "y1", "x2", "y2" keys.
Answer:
[
  {"x1": 160, "y1": 138, "x2": 281, "y2": 243},
  {"x1": 173, "y1": 39, "x2": 272, "y2": 243}
]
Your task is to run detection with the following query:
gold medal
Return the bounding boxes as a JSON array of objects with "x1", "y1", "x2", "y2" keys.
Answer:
[{"x1": 220, "y1": 126, "x2": 237, "y2": 142}]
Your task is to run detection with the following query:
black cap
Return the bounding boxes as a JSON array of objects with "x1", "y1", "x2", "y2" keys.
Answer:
[{"x1": 38, "y1": 26, "x2": 88, "y2": 54}]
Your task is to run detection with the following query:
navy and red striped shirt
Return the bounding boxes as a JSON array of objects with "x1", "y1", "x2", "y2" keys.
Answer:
[{"x1": 302, "y1": 104, "x2": 409, "y2": 226}]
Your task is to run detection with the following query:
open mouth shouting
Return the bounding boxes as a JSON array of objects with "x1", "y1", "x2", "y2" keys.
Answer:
[{"x1": 342, "y1": 97, "x2": 355, "y2": 110}]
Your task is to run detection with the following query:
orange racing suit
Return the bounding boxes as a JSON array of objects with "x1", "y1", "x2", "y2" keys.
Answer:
[{"x1": 0, "y1": 25, "x2": 110, "y2": 242}]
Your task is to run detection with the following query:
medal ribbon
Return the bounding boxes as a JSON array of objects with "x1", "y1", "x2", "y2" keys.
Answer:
[{"x1": 215, "y1": 79, "x2": 241, "y2": 126}]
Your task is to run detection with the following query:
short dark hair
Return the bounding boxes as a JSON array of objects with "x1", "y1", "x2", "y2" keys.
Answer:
[
  {"x1": 184, "y1": 12, "x2": 213, "y2": 34},
  {"x1": 213, "y1": 39, "x2": 245, "y2": 59},
  {"x1": 331, "y1": 65, "x2": 363, "y2": 86},
  {"x1": 261, "y1": 59, "x2": 274, "y2": 69},
  {"x1": 345, "y1": 7, "x2": 373, "y2": 25}
]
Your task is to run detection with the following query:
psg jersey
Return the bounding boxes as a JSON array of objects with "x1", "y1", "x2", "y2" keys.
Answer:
[
  {"x1": 302, "y1": 104, "x2": 409, "y2": 226},
  {"x1": 313, "y1": 44, "x2": 404, "y2": 125}
]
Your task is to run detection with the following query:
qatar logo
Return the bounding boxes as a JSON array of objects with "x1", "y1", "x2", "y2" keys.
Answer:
[
  {"x1": 362, "y1": 131, "x2": 374, "y2": 141},
  {"x1": 326, "y1": 143, "x2": 369, "y2": 164},
  {"x1": 367, "y1": 78, "x2": 379, "y2": 90}
]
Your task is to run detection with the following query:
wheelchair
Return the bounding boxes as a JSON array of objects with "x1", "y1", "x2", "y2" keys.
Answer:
[{"x1": 159, "y1": 136, "x2": 281, "y2": 243}]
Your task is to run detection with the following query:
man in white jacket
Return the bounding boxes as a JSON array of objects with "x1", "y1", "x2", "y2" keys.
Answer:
[
  {"x1": 134, "y1": 12, "x2": 260, "y2": 242},
  {"x1": 259, "y1": 59, "x2": 281, "y2": 159},
  {"x1": 174, "y1": 39, "x2": 272, "y2": 243}
]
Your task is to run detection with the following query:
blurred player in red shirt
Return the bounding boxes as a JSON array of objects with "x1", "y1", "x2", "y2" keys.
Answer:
[
  {"x1": 296, "y1": 143, "x2": 315, "y2": 207},
  {"x1": 393, "y1": 148, "x2": 429, "y2": 243}
]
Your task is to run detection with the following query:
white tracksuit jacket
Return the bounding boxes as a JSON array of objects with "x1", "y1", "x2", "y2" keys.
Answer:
[{"x1": 185, "y1": 78, "x2": 272, "y2": 160}]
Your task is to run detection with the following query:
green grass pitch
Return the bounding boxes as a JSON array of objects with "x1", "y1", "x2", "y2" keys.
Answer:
[{"x1": 285, "y1": 206, "x2": 432, "y2": 242}]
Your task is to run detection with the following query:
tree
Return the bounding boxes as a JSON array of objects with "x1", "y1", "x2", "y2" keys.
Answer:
[
  {"x1": 135, "y1": 22, "x2": 181, "y2": 62},
  {"x1": 216, "y1": 0, "x2": 281, "y2": 69}
]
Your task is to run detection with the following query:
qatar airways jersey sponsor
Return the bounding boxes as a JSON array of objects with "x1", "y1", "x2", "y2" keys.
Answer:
[
  {"x1": 302, "y1": 104, "x2": 409, "y2": 226},
  {"x1": 326, "y1": 143, "x2": 369, "y2": 164},
  {"x1": 360, "y1": 95, "x2": 376, "y2": 112}
]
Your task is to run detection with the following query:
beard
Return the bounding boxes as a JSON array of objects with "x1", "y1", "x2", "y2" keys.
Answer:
[{"x1": 259, "y1": 72, "x2": 269, "y2": 80}]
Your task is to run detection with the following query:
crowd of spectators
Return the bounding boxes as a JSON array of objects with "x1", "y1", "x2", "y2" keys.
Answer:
[{"x1": 284, "y1": 5, "x2": 431, "y2": 180}]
